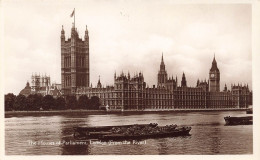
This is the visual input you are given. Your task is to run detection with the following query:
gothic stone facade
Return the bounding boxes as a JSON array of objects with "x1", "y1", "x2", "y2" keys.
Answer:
[
  {"x1": 76, "y1": 53, "x2": 252, "y2": 110},
  {"x1": 61, "y1": 24, "x2": 90, "y2": 96}
]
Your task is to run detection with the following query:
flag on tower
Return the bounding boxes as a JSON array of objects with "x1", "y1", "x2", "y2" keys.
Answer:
[{"x1": 70, "y1": 9, "x2": 75, "y2": 17}]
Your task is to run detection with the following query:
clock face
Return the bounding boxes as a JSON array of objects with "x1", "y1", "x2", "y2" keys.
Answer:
[{"x1": 211, "y1": 74, "x2": 215, "y2": 78}]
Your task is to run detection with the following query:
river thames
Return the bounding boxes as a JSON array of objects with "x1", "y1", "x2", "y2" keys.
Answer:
[{"x1": 5, "y1": 111, "x2": 252, "y2": 155}]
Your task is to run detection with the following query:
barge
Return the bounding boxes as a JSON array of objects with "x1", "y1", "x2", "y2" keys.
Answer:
[
  {"x1": 73, "y1": 123, "x2": 191, "y2": 140},
  {"x1": 224, "y1": 116, "x2": 253, "y2": 125}
]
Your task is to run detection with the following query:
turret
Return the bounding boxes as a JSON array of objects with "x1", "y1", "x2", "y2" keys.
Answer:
[
  {"x1": 128, "y1": 71, "x2": 130, "y2": 79},
  {"x1": 85, "y1": 25, "x2": 89, "y2": 41},
  {"x1": 114, "y1": 71, "x2": 117, "y2": 80},
  {"x1": 197, "y1": 79, "x2": 200, "y2": 87},
  {"x1": 224, "y1": 83, "x2": 227, "y2": 92},
  {"x1": 181, "y1": 72, "x2": 187, "y2": 87},
  {"x1": 26, "y1": 81, "x2": 30, "y2": 87},
  {"x1": 61, "y1": 25, "x2": 65, "y2": 41},
  {"x1": 97, "y1": 76, "x2": 102, "y2": 88}
]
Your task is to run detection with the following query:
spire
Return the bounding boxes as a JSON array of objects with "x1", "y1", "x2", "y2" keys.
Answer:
[
  {"x1": 181, "y1": 72, "x2": 187, "y2": 87},
  {"x1": 213, "y1": 53, "x2": 216, "y2": 63},
  {"x1": 97, "y1": 75, "x2": 102, "y2": 88},
  {"x1": 128, "y1": 71, "x2": 130, "y2": 79},
  {"x1": 85, "y1": 25, "x2": 88, "y2": 36},
  {"x1": 159, "y1": 52, "x2": 166, "y2": 71},
  {"x1": 161, "y1": 52, "x2": 164, "y2": 63},
  {"x1": 210, "y1": 53, "x2": 219, "y2": 72},
  {"x1": 61, "y1": 25, "x2": 65, "y2": 39}
]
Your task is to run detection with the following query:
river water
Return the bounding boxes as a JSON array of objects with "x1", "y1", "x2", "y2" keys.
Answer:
[{"x1": 5, "y1": 111, "x2": 252, "y2": 155}]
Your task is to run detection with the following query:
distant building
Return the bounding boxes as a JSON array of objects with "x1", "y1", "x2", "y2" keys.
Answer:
[
  {"x1": 19, "y1": 74, "x2": 61, "y2": 98},
  {"x1": 19, "y1": 82, "x2": 31, "y2": 97}
]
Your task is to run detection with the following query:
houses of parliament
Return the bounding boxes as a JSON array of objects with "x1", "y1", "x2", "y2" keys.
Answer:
[{"x1": 61, "y1": 24, "x2": 252, "y2": 110}]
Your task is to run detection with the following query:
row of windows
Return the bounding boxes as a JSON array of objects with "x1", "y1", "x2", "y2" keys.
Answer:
[
  {"x1": 64, "y1": 57, "x2": 71, "y2": 68},
  {"x1": 63, "y1": 43, "x2": 88, "y2": 53},
  {"x1": 64, "y1": 76, "x2": 71, "y2": 87},
  {"x1": 99, "y1": 99, "x2": 248, "y2": 107},
  {"x1": 64, "y1": 57, "x2": 86, "y2": 68},
  {"x1": 76, "y1": 76, "x2": 86, "y2": 86},
  {"x1": 76, "y1": 57, "x2": 86, "y2": 67},
  {"x1": 210, "y1": 97, "x2": 232, "y2": 101},
  {"x1": 100, "y1": 99, "x2": 242, "y2": 107},
  {"x1": 101, "y1": 100, "x2": 174, "y2": 106},
  {"x1": 209, "y1": 102, "x2": 235, "y2": 106},
  {"x1": 81, "y1": 91, "x2": 250, "y2": 101},
  {"x1": 175, "y1": 96, "x2": 206, "y2": 100},
  {"x1": 87, "y1": 92, "x2": 173, "y2": 99},
  {"x1": 175, "y1": 90, "x2": 205, "y2": 93}
]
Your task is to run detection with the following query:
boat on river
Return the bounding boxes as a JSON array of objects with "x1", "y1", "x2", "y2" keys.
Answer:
[
  {"x1": 73, "y1": 123, "x2": 191, "y2": 140},
  {"x1": 224, "y1": 116, "x2": 253, "y2": 125}
]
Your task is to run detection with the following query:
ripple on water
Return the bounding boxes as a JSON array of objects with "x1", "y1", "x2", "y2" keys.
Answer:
[{"x1": 5, "y1": 111, "x2": 252, "y2": 155}]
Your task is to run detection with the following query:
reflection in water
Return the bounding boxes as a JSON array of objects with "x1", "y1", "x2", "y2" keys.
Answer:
[
  {"x1": 157, "y1": 138, "x2": 168, "y2": 155},
  {"x1": 210, "y1": 128, "x2": 221, "y2": 154},
  {"x1": 5, "y1": 111, "x2": 252, "y2": 155},
  {"x1": 60, "y1": 117, "x2": 90, "y2": 155}
]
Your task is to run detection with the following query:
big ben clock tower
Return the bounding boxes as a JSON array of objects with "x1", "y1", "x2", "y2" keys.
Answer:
[{"x1": 209, "y1": 55, "x2": 220, "y2": 92}]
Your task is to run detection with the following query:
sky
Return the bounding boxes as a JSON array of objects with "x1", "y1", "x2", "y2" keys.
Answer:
[{"x1": 2, "y1": 0, "x2": 252, "y2": 95}]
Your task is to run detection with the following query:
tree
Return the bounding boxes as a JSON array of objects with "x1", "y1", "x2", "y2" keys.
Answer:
[
  {"x1": 55, "y1": 97, "x2": 66, "y2": 110},
  {"x1": 65, "y1": 95, "x2": 77, "y2": 109},
  {"x1": 5, "y1": 93, "x2": 16, "y2": 111},
  {"x1": 13, "y1": 94, "x2": 27, "y2": 111},
  {"x1": 42, "y1": 95, "x2": 55, "y2": 110},
  {"x1": 89, "y1": 96, "x2": 101, "y2": 110},
  {"x1": 77, "y1": 95, "x2": 89, "y2": 109},
  {"x1": 26, "y1": 94, "x2": 43, "y2": 111}
]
